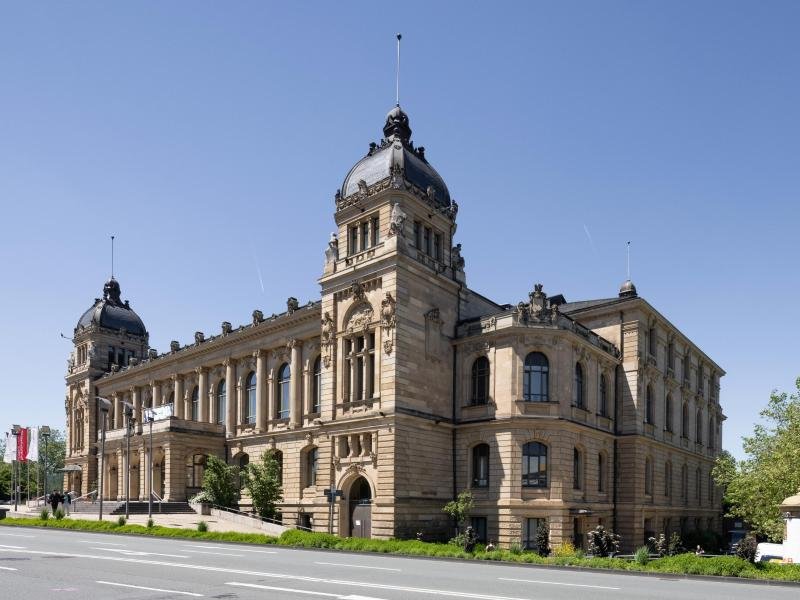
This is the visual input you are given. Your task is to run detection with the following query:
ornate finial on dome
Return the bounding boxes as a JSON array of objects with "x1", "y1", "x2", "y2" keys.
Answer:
[
  {"x1": 619, "y1": 279, "x2": 638, "y2": 298},
  {"x1": 383, "y1": 105, "x2": 412, "y2": 142},
  {"x1": 103, "y1": 278, "x2": 123, "y2": 305}
]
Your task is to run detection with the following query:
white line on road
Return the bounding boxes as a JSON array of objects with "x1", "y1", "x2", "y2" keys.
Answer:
[
  {"x1": 97, "y1": 580, "x2": 203, "y2": 596},
  {"x1": 78, "y1": 540, "x2": 126, "y2": 546},
  {"x1": 498, "y1": 577, "x2": 620, "y2": 590},
  {"x1": 0, "y1": 566, "x2": 18, "y2": 571},
  {"x1": 0, "y1": 547, "x2": 533, "y2": 600},
  {"x1": 0, "y1": 545, "x2": 25, "y2": 550},
  {"x1": 315, "y1": 561, "x2": 401, "y2": 572},
  {"x1": 92, "y1": 547, "x2": 189, "y2": 558},
  {"x1": 187, "y1": 550, "x2": 244, "y2": 557},
  {"x1": 181, "y1": 544, "x2": 276, "y2": 554},
  {"x1": 0, "y1": 534, "x2": 34, "y2": 538},
  {"x1": 227, "y1": 582, "x2": 388, "y2": 599}
]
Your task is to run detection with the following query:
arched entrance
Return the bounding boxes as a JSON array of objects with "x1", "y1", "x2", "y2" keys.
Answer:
[{"x1": 348, "y1": 477, "x2": 372, "y2": 538}]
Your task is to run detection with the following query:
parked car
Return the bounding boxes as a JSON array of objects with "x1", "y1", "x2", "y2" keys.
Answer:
[{"x1": 756, "y1": 542, "x2": 784, "y2": 563}]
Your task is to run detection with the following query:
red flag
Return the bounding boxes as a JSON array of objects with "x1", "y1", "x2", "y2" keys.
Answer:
[{"x1": 16, "y1": 428, "x2": 28, "y2": 461}]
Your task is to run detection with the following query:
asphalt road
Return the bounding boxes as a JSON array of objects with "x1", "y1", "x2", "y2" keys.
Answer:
[{"x1": 0, "y1": 527, "x2": 795, "y2": 600}]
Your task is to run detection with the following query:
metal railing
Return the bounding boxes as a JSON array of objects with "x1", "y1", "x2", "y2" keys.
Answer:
[
  {"x1": 151, "y1": 491, "x2": 163, "y2": 513},
  {"x1": 209, "y1": 504, "x2": 307, "y2": 530}
]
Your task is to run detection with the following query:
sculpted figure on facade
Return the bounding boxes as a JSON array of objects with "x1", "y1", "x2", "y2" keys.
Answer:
[
  {"x1": 347, "y1": 303, "x2": 374, "y2": 334},
  {"x1": 252, "y1": 309, "x2": 264, "y2": 325},
  {"x1": 287, "y1": 297, "x2": 299, "y2": 314},
  {"x1": 321, "y1": 311, "x2": 335, "y2": 368},
  {"x1": 389, "y1": 202, "x2": 407, "y2": 238},
  {"x1": 325, "y1": 232, "x2": 339, "y2": 263}
]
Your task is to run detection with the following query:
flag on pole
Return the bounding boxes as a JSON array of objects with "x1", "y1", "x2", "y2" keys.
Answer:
[
  {"x1": 2, "y1": 432, "x2": 16, "y2": 464},
  {"x1": 27, "y1": 427, "x2": 39, "y2": 462},
  {"x1": 16, "y1": 427, "x2": 28, "y2": 462}
]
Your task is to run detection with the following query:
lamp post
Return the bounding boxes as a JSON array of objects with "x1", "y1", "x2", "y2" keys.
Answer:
[
  {"x1": 144, "y1": 409, "x2": 154, "y2": 519},
  {"x1": 95, "y1": 397, "x2": 112, "y2": 521},
  {"x1": 40, "y1": 426, "x2": 50, "y2": 502},
  {"x1": 11, "y1": 425, "x2": 21, "y2": 511},
  {"x1": 124, "y1": 403, "x2": 134, "y2": 519}
]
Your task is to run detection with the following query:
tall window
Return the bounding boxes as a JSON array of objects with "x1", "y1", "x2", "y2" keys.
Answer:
[
  {"x1": 681, "y1": 402, "x2": 689, "y2": 438},
  {"x1": 433, "y1": 232, "x2": 443, "y2": 261},
  {"x1": 649, "y1": 327, "x2": 657, "y2": 357},
  {"x1": 573, "y1": 448, "x2": 583, "y2": 490},
  {"x1": 522, "y1": 442, "x2": 548, "y2": 488},
  {"x1": 573, "y1": 363, "x2": 585, "y2": 409},
  {"x1": 277, "y1": 364, "x2": 291, "y2": 419},
  {"x1": 696, "y1": 468, "x2": 702, "y2": 501},
  {"x1": 599, "y1": 373, "x2": 608, "y2": 416},
  {"x1": 216, "y1": 379, "x2": 226, "y2": 425},
  {"x1": 668, "y1": 341, "x2": 675, "y2": 371},
  {"x1": 471, "y1": 357, "x2": 490, "y2": 405},
  {"x1": 708, "y1": 416, "x2": 715, "y2": 448},
  {"x1": 471, "y1": 444, "x2": 489, "y2": 488},
  {"x1": 312, "y1": 356, "x2": 322, "y2": 414},
  {"x1": 349, "y1": 225, "x2": 358, "y2": 255},
  {"x1": 697, "y1": 364, "x2": 704, "y2": 394},
  {"x1": 186, "y1": 454, "x2": 206, "y2": 488},
  {"x1": 191, "y1": 386, "x2": 199, "y2": 421},
  {"x1": 665, "y1": 394, "x2": 673, "y2": 432},
  {"x1": 245, "y1": 372, "x2": 257, "y2": 424},
  {"x1": 306, "y1": 446, "x2": 318, "y2": 487},
  {"x1": 695, "y1": 408, "x2": 703, "y2": 443},
  {"x1": 683, "y1": 355, "x2": 690, "y2": 384},
  {"x1": 523, "y1": 352, "x2": 549, "y2": 402},
  {"x1": 370, "y1": 216, "x2": 380, "y2": 246},
  {"x1": 522, "y1": 518, "x2": 546, "y2": 551},
  {"x1": 598, "y1": 453, "x2": 607, "y2": 493},
  {"x1": 645, "y1": 385, "x2": 654, "y2": 424},
  {"x1": 470, "y1": 516, "x2": 488, "y2": 544},
  {"x1": 423, "y1": 226, "x2": 432, "y2": 255},
  {"x1": 644, "y1": 457, "x2": 653, "y2": 495},
  {"x1": 413, "y1": 221, "x2": 422, "y2": 249},
  {"x1": 708, "y1": 473, "x2": 715, "y2": 505},
  {"x1": 360, "y1": 221, "x2": 369, "y2": 252},
  {"x1": 665, "y1": 462, "x2": 672, "y2": 498},
  {"x1": 344, "y1": 332, "x2": 375, "y2": 404},
  {"x1": 681, "y1": 464, "x2": 688, "y2": 502}
]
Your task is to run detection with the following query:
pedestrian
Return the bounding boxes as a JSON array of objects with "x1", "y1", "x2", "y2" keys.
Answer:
[
  {"x1": 695, "y1": 545, "x2": 705, "y2": 556},
  {"x1": 63, "y1": 491, "x2": 71, "y2": 515},
  {"x1": 486, "y1": 540, "x2": 496, "y2": 552},
  {"x1": 49, "y1": 490, "x2": 59, "y2": 514}
]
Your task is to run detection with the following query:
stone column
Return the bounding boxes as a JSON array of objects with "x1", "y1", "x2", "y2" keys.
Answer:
[
  {"x1": 132, "y1": 386, "x2": 142, "y2": 434},
  {"x1": 111, "y1": 393, "x2": 121, "y2": 429},
  {"x1": 225, "y1": 358, "x2": 236, "y2": 435},
  {"x1": 117, "y1": 450, "x2": 124, "y2": 500},
  {"x1": 255, "y1": 350, "x2": 267, "y2": 432},
  {"x1": 151, "y1": 380, "x2": 162, "y2": 409},
  {"x1": 267, "y1": 366, "x2": 275, "y2": 425},
  {"x1": 290, "y1": 339, "x2": 302, "y2": 426},
  {"x1": 139, "y1": 446, "x2": 147, "y2": 501},
  {"x1": 237, "y1": 375, "x2": 245, "y2": 424},
  {"x1": 173, "y1": 375, "x2": 184, "y2": 419},
  {"x1": 197, "y1": 367, "x2": 208, "y2": 423}
]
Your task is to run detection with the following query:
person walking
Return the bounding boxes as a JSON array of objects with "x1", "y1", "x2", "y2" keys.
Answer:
[
  {"x1": 63, "y1": 491, "x2": 71, "y2": 515},
  {"x1": 49, "y1": 490, "x2": 59, "y2": 514}
]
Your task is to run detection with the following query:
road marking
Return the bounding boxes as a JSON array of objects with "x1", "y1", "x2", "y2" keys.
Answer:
[
  {"x1": 227, "y1": 582, "x2": 387, "y2": 600},
  {"x1": 0, "y1": 548, "x2": 532, "y2": 600},
  {"x1": 187, "y1": 550, "x2": 244, "y2": 557},
  {"x1": 78, "y1": 540, "x2": 126, "y2": 546},
  {"x1": 0, "y1": 566, "x2": 18, "y2": 571},
  {"x1": 97, "y1": 580, "x2": 203, "y2": 596},
  {"x1": 92, "y1": 547, "x2": 189, "y2": 558},
  {"x1": 0, "y1": 545, "x2": 25, "y2": 549},
  {"x1": 0, "y1": 534, "x2": 34, "y2": 538},
  {"x1": 498, "y1": 577, "x2": 620, "y2": 590},
  {"x1": 315, "y1": 561, "x2": 401, "y2": 572},
  {"x1": 181, "y1": 544, "x2": 276, "y2": 554}
]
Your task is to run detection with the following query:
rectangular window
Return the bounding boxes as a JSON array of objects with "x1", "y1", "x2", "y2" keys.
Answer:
[
  {"x1": 361, "y1": 221, "x2": 369, "y2": 251},
  {"x1": 470, "y1": 517, "x2": 487, "y2": 544},
  {"x1": 414, "y1": 221, "x2": 422, "y2": 249},
  {"x1": 434, "y1": 232, "x2": 442, "y2": 261},
  {"x1": 424, "y1": 227, "x2": 432, "y2": 255},
  {"x1": 522, "y1": 518, "x2": 545, "y2": 551},
  {"x1": 349, "y1": 226, "x2": 359, "y2": 255},
  {"x1": 371, "y1": 216, "x2": 379, "y2": 246},
  {"x1": 649, "y1": 327, "x2": 657, "y2": 357}
]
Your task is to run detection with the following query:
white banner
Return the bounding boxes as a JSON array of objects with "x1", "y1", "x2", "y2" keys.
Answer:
[
  {"x1": 144, "y1": 403, "x2": 174, "y2": 422},
  {"x1": 27, "y1": 426, "x2": 39, "y2": 462},
  {"x1": 2, "y1": 432, "x2": 16, "y2": 464}
]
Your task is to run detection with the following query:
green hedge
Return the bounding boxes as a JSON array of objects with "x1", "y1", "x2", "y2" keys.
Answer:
[{"x1": 2, "y1": 519, "x2": 799, "y2": 583}]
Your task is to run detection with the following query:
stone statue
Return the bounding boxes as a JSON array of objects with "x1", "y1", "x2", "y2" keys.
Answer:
[
  {"x1": 389, "y1": 202, "x2": 407, "y2": 237},
  {"x1": 321, "y1": 312, "x2": 334, "y2": 346},
  {"x1": 452, "y1": 243, "x2": 465, "y2": 271},
  {"x1": 287, "y1": 297, "x2": 299, "y2": 314},
  {"x1": 325, "y1": 232, "x2": 339, "y2": 263}
]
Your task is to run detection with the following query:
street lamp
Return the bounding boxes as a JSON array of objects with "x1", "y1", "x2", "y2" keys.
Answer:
[
  {"x1": 144, "y1": 408, "x2": 155, "y2": 519},
  {"x1": 40, "y1": 426, "x2": 51, "y2": 501},
  {"x1": 124, "y1": 403, "x2": 134, "y2": 519},
  {"x1": 95, "y1": 397, "x2": 112, "y2": 521},
  {"x1": 11, "y1": 425, "x2": 21, "y2": 511}
]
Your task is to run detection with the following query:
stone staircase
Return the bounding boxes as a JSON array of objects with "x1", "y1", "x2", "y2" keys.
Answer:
[{"x1": 110, "y1": 501, "x2": 196, "y2": 515}]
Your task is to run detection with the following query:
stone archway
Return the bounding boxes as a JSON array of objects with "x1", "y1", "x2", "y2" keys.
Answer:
[{"x1": 347, "y1": 476, "x2": 372, "y2": 538}]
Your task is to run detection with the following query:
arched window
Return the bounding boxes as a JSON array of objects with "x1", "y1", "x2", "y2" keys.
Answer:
[
  {"x1": 664, "y1": 462, "x2": 672, "y2": 498},
  {"x1": 598, "y1": 453, "x2": 607, "y2": 493},
  {"x1": 573, "y1": 363, "x2": 585, "y2": 409},
  {"x1": 695, "y1": 408, "x2": 703, "y2": 443},
  {"x1": 681, "y1": 464, "x2": 688, "y2": 502},
  {"x1": 191, "y1": 386, "x2": 199, "y2": 421},
  {"x1": 470, "y1": 357, "x2": 490, "y2": 405},
  {"x1": 599, "y1": 373, "x2": 608, "y2": 416},
  {"x1": 523, "y1": 352, "x2": 549, "y2": 402},
  {"x1": 312, "y1": 356, "x2": 322, "y2": 414},
  {"x1": 216, "y1": 379, "x2": 226, "y2": 425},
  {"x1": 644, "y1": 457, "x2": 653, "y2": 495},
  {"x1": 681, "y1": 402, "x2": 689, "y2": 438},
  {"x1": 696, "y1": 468, "x2": 702, "y2": 501},
  {"x1": 277, "y1": 363, "x2": 291, "y2": 419},
  {"x1": 708, "y1": 416, "x2": 715, "y2": 448},
  {"x1": 665, "y1": 394, "x2": 673, "y2": 432},
  {"x1": 522, "y1": 442, "x2": 548, "y2": 488},
  {"x1": 305, "y1": 446, "x2": 318, "y2": 487},
  {"x1": 708, "y1": 473, "x2": 715, "y2": 505},
  {"x1": 645, "y1": 385, "x2": 654, "y2": 424},
  {"x1": 573, "y1": 448, "x2": 583, "y2": 490},
  {"x1": 471, "y1": 443, "x2": 490, "y2": 488},
  {"x1": 245, "y1": 372, "x2": 256, "y2": 424}
]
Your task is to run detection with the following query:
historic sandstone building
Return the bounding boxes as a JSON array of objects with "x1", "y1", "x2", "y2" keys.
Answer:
[{"x1": 64, "y1": 105, "x2": 725, "y2": 550}]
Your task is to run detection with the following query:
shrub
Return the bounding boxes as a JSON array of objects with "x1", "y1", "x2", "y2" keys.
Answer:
[
  {"x1": 243, "y1": 450, "x2": 283, "y2": 519},
  {"x1": 146, "y1": 518, "x2": 154, "y2": 529},
  {"x1": 54, "y1": 508, "x2": 65, "y2": 520},
  {"x1": 648, "y1": 533, "x2": 666, "y2": 556},
  {"x1": 668, "y1": 532, "x2": 684, "y2": 556},
  {"x1": 634, "y1": 546, "x2": 650, "y2": 565},
  {"x1": 735, "y1": 536, "x2": 757, "y2": 563},
  {"x1": 201, "y1": 455, "x2": 239, "y2": 509},
  {"x1": 442, "y1": 490, "x2": 474, "y2": 534},
  {"x1": 117, "y1": 516, "x2": 127, "y2": 527},
  {"x1": 535, "y1": 522, "x2": 550, "y2": 556},
  {"x1": 586, "y1": 525, "x2": 621, "y2": 557},
  {"x1": 551, "y1": 541, "x2": 577, "y2": 558},
  {"x1": 39, "y1": 509, "x2": 49, "y2": 521},
  {"x1": 197, "y1": 521, "x2": 208, "y2": 532},
  {"x1": 508, "y1": 542, "x2": 522, "y2": 555},
  {"x1": 188, "y1": 490, "x2": 212, "y2": 504}
]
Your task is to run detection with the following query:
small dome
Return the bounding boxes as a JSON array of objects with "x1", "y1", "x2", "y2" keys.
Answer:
[
  {"x1": 76, "y1": 278, "x2": 147, "y2": 336},
  {"x1": 340, "y1": 106, "x2": 450, "y2": 207},
  {"x1": 619, "y1": 279, "x2": 638, "y2": 298}
]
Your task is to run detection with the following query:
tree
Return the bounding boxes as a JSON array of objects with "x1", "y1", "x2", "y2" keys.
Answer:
[
  {"x1": 243, "y1": 449, "x2": 283, "y2": 519},
  {"x1": 442, "y1": 489, "x2": 474, "y2": 533},
  {"x1": 200, "y1": 455, "x2": 239, "y2": 508},
  {"x1": 713, "y1": 377, "x2": 800, "y2": 541},
  {"x1": 0, "y1": 428, "x2": 66, "y2": 499}
]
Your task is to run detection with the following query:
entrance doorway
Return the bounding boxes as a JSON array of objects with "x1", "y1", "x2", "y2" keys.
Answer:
[{"x1": 348, "y1": 477, "x2": 372, "y2": 538}]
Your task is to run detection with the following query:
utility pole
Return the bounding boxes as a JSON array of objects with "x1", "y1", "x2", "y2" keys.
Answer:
[
  {"x1": 95, "y1": 397, "x2": 111, "y2": 521},
  {"x1": 124, "y1": 404, "x2": 134, "y2": 519}
]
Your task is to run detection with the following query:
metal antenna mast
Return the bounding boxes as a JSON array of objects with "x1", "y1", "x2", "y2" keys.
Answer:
[
  {"x1": 111, "y1": 235, "x2": 115, "y2": 279},
  {"x1": 396, "y1": 33, "x2": 402, "y2": 106},
  {"x1": 626, "y1": 241, "x2": 631, "y2": 280}
]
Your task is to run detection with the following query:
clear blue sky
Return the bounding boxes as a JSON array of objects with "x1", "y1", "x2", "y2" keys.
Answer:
[{"x1": 1, "y1": 2, "x2": 797, "y2": 459}]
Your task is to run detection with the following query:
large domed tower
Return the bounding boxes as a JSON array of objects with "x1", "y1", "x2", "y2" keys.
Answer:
[
  {"x1": 64, "y1": 276, "x2": 149, "y2": 495},
  {"x1": 319, "y1": 105, "x2": 472, "y2": 538}
]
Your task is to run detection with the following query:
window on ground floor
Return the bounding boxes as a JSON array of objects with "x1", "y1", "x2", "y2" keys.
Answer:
[
  {"x1": 470, "y1": 516, "x2": 487, "y2": 544},
  {"x1": 522, "y1": 517, "x2": 546, "y2": 552}
]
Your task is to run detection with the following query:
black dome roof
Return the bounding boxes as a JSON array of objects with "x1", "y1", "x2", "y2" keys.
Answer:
[
  {"x1": 76, "y1": 278, "x2": 147, "y2": 336},
  {"x1": 341, "y1": 106, "x2": 450, "y2": 207}
]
